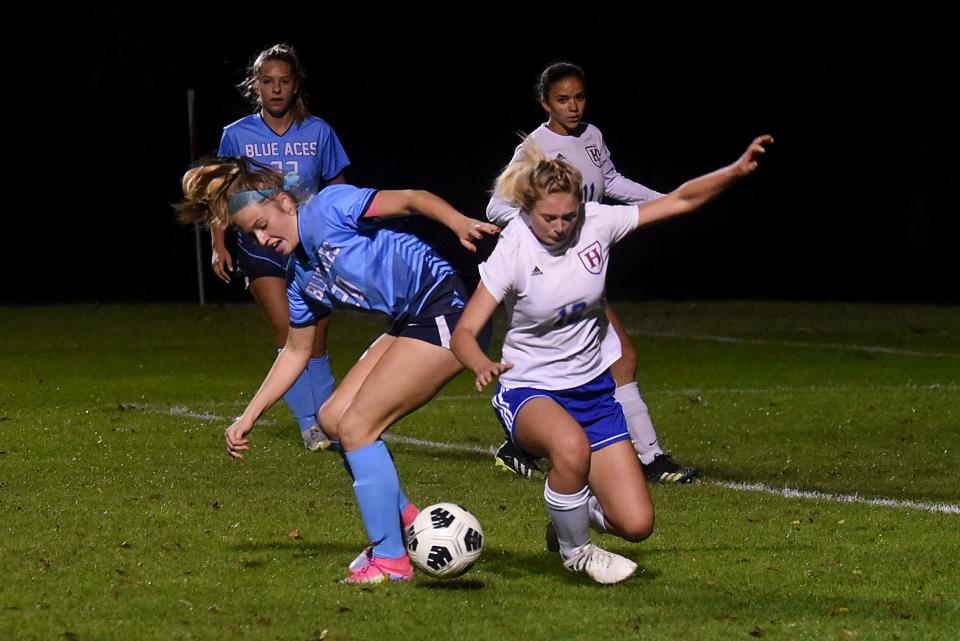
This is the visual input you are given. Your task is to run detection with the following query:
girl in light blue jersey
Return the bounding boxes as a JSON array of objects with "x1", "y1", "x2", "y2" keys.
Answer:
[
  {"x1": 213, "y1": 44, "x2": 349, "y2": 451},
  {"x1": 178, "y1": 157, "x2": 499, "y2": 585}
]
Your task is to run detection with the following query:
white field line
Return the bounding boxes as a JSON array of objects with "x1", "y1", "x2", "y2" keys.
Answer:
[
  {"x1": 712, "y1": 480, "x2": 960, "y2": 516},
  {"x1": 627, "y1": 330, "x2": 960, "y2": 359},
  {"x1": 137, "y1": 404, "x2": 959, "y2": 516}
]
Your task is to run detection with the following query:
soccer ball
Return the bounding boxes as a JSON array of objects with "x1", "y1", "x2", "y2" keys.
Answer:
[{"x1": 405, "y1": 502, "x2": 484, "y2": 578}]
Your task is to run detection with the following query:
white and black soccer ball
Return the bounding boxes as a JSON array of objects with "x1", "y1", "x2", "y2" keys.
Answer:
[{"x1": 405, "y1": 502, "x2": 484, "y2": 578}]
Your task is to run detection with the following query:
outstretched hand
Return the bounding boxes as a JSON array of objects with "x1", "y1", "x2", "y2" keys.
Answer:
[
  {"x1": 733, "y1": 135, "x2": 775, "y2": 177},
  {"x1": 455, "y1": 217, "x2": 500, "y2": 253}
]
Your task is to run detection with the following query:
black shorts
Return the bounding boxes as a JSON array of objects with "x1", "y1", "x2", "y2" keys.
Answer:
[{"x1": 386, "y1": 274, "x2": 492, "y2": 349}]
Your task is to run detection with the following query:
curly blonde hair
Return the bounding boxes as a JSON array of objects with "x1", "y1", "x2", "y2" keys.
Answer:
[{"x1": 493, "y1": 139, "x2": 582, "y2": 213}]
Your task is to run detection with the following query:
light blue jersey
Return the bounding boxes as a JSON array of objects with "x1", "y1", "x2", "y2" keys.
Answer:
[
  {"x1": 219, "y1": 113, "x2": 350, "y2": 277},
  {"x1": 219, "y1": 114, "x2": 349, "y2": 192},
  {"x1": 288, "y1": 185, "x2": 460, "y2": 328}
]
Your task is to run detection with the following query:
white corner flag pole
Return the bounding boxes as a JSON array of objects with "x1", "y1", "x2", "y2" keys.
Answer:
[{"x1": 187, "y1": 88, "x2": 206, "y2": 305}]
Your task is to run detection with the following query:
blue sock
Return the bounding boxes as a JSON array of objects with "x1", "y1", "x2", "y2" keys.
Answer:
[
  {"x1": 334, "y1": 440, "x2": 413, "y2": 515},
  {"x1": 305, "y1": 353, "x2": 335, "y2": 417},
  {"x1": 278, "y1": 349, "x2": 319, "y2": 432},
  {"x1": 330, "y1": 440, "x2": 353, "y2": 477},
  {"x1": 344, "y1": 441, "x2": 406, "y2": 559}
]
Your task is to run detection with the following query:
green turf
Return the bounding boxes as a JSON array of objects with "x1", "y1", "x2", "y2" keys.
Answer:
[{"x1": 1, "y1": 302, "x2": 957, "y2": 640}]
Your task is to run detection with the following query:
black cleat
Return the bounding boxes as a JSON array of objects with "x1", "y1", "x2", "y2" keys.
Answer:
[
  {"x1": 494, "y1": 440, "x2": 542, "y2": 479},
  {"x1": 642, "y1": 454, "x2": 700, "y2": 484}
]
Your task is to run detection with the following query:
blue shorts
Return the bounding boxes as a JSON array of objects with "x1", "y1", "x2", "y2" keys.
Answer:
[
  {"x1": 491, "y1": 370, "x2": 629, "y2": 452},
  {"x1": 386, "y1": 273, "x2": 492, "y2": 349},
  {"x1": 236, "y1": 230, "x2": 289, "y2": 285}
]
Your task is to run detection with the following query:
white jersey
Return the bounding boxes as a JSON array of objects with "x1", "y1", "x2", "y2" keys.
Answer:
[
  {"x1": 486, "y1": 123, "x2": 663, "y2": 226},
  {"x1": 479, "y1": 202, "x2": 639, "y2": 390}
]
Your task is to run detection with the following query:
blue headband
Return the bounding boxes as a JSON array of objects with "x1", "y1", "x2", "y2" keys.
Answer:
[{"x1": 228, "y1": 174, "x2": 300, "y2": 215}]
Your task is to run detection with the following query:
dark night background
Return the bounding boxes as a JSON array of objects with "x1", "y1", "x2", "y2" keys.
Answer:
[{"x1": 7, "y1": 10, "x2": 958, "y2": 304}]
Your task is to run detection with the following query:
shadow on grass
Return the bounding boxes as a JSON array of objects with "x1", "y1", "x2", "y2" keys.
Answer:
[
  {"x1": 229, "y1": 534, "x2": 673, "y2": 584},
  {"x1": 231, "y1": 541, "x2": 367, "y2": 556},
  {"x1": 417, "y1": 579, "x2": 486, "y2": 591}
]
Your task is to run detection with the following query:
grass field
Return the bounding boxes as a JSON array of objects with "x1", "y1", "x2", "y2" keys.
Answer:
[{"x1": 1, "y1": 302, "x2": 957, "y2": 641}]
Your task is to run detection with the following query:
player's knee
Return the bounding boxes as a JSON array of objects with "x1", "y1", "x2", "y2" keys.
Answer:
[
  {"x1": 548, "y1": 437, "x2": 591, "y2": 480},
  {"x1": 336, "y1": 409, "x2": 380, "y2": 450},
  {"x1": 318, "y1": 401, "x2": 342, "y2": 440},
  {"x1": 618, "y1": 512, "x2": 655, "y2": 543}
]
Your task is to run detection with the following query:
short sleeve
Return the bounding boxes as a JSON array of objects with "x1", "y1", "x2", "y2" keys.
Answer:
[
  {"x1": 315, "y1": 184, "x2": 378, "y2": 232},
  {"x1": 318, "y1": 124, "x2": 350, "y2": 181},
  {"x1": 218, "y1": 129, "x2": 238, "y2": 156},
  {"x1": 478, "y1": 235, "x2": 518, "y2": 303},
  {"x1": 593, "y1": 203, "x2": 640, "y2": 246}
]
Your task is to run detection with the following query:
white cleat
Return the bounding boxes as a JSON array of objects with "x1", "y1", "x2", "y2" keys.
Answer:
[{"x1": 563, "y1": 543, "x2": 637, "y2": 585}]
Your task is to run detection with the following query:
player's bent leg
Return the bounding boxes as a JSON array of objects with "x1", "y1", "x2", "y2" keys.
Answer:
[
  {"x1": 312, "y1": 314, "x2": 330, "y2": 357},
  {"x1": 333, "y1": 338, "x2": 462, "y2": 581},
  {"x1": 336, "y1": 337, "x2": 463, "y2": 451},
  {"x1": 304, "y1": 315, "x2": 336, "y2": 447},
  {"x1": 514, "y1": 398, "x2": 591, "y2": 493},
  {"x1": 588, "y1": 440, "x2": 655, "y2": 543},
  {"x1": 605, "y1": 305, "x2": 638, "y2": 386},
  {"x1": 318, "y1": 334, "x2": 396, "y2": 441},
  {"x1": 248, "y1": 275, "x2": 291, "y2": 348},
  {"x1": 514, "y1": 399, "x2": 597, "y2": 566},
  {"x1": 605, "y1": 306, "x2": 701, "y2": 483}
]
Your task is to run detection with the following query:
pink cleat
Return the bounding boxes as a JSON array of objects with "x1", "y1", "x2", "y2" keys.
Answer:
[
  {"x1": 401, "y1": 502, "x2": 420, "y2": 529},
  {"x1": 340, "y1": 554, "x2": 413, "y2": 585},
  {"x1": 349, "y1": 503, "x2": 421, "y2": 573}
]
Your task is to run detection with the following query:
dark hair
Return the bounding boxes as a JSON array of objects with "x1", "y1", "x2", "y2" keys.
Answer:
[
  {"x1": 536, "y1": 62, "x2": 586, "y2": 102},
  {"x1": 239, "y1": 43, "x2": 310, "y2": 125}
]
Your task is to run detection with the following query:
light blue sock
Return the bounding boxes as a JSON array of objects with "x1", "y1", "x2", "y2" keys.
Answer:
[
  {"x1": 330, "y1": 440, "x2": 353, "y2": 477},
  {"x1": 305, "y1": 353, "x2": 335, "y2": 418},
  {"x1": 344, "y1": 441, "x2": 405, "y2": 559},
  {"x1": 334, "y1": 440, "x2": 413, "y2": 516},
  {"x1": 278, "y1": 349, "x2": 318, "y2": 432}
]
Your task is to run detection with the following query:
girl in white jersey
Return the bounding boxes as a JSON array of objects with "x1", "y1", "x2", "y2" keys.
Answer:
[
  {"x1": 453, "y1": 135, "x2": 772, "y2": 583},
  {"x1": 487, "y1": 62, "x2": 697, "y2": 483}
]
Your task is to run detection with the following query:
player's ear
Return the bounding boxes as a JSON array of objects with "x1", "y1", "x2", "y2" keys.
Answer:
[{"x1": 276, "y1": 191, "x2": 295, "y2": 214}]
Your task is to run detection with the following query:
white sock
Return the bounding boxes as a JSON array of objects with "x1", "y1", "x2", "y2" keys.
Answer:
[
  {"x1": 615, "y1": 382, "x2": 663, "y2": 465},
  {"x1": 544, "y1": 482, "x2": 591, "y2": 559},
  {"x1": 586, "y1": 494, "x2": 607, "y2": 533}
]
